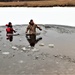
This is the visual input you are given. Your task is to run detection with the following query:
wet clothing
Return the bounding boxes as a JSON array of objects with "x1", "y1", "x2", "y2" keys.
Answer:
[
  {"x1": 6, "y1": 27, "x2": 14, "y2": 34},
  {"x1": 27, "y1": 24, "x2": 39, "y2": 34},
  {"x1": 26, "y1": 34, "x2": 42, "y2": 47}
]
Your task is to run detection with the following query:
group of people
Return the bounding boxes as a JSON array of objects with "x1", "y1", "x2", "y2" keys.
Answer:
[
  {"x1": 6, "y1": 19, "x2": 42, "y2": 46},
  {"x1": 6, "y1": 19, "x2": 42, "y2": 35}
]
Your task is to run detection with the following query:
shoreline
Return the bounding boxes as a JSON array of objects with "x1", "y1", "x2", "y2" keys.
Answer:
[
  {"x1": 0, "y1": 1, "x2": 75, "y2": 7},
  {"x1": 1, "y1": 24, "x2": 75, "y2": 28}
]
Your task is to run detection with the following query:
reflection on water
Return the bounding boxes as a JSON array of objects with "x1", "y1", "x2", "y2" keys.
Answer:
[{"x1": 26, "y1": 34, "x2": 42, "y2": 47}]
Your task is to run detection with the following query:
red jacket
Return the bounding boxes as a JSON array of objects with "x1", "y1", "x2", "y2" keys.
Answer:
[{"x1": 6, "y1": 27, "x2": 14, "y2": 34}]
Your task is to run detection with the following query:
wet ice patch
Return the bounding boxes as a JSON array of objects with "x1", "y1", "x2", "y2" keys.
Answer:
[
  {"x1": 3, "y1": 44, "x2": 6, "y2": 47},
  {"x1": 42, "y1": 30, "x2": 47, "y2": 34},
  {"x1": 68, "y1": 68, "x2": 74, "y2": 71},
  {"x1": 56, "y1": 61, "x2": 59, "y2": 64},
  {"x1": 2, "y1": 52, "x2": 9, "y2": 55},
  {"x1": 0, "y1": 31, "x2": 2, "y2": 33},
  {"x1": 28, "y1": 45, "x2": 31, "y2": 48},
  {"x1": 19, "y1": 60, "x2": 24, "y2": 63},
  {"x1": 35, "y1": 56, "x2": 39, "y2": 60}
]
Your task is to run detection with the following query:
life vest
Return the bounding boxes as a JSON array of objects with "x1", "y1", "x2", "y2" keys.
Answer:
[{"x1": 6, "y1": 27, "x2": 13, "y2": 33}]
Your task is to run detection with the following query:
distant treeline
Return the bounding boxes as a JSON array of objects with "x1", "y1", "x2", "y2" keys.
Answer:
[
  {"x1": 0, "y1": 0, "x2": 38, "y2": 1},
  {"x1": 0, "y1": 0, "x2": 13, "y2": 1},
  {"x1": 0, "y1": 0, "x2": 10, "y2": 1}
]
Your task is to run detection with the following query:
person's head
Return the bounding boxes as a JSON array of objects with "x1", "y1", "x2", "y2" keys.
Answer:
[
  {"x1": 8, "y1": 22, "x2": 12, "y2": 25},
  {"x1": 8, "y1": 22, "x2": 12, "y2": 27},
  {"x1": 29, "y1": 19, "x2": 34, "y2": 25}
]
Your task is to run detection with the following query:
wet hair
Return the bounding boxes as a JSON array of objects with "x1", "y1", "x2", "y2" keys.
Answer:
[
  {"x1": 30, "y1": 19, "x2": 33, "y2": 21},
  {"x1": 8, "y1": 22, "x2": 12, "y2": 28},
  {"x1": 29, "y1": 19, "x2": 34, "y2": 25}
]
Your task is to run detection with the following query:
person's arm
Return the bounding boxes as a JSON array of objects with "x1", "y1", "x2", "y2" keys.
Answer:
[
  {"x1": 26, "y1": 25, "x2": 29, "y2": 33},
  {"x1": 13, "y1": 30, "x2": 16, "y2": 33},
  {"x1": 12, "y1": 28, "x2": 16, "y2": 33},
  {"x1": 36, "y1": 25, "x2": 42, "y2": 31},
  {"x1": 26, "y1": 29, "x2": 28, "y2": 33}
]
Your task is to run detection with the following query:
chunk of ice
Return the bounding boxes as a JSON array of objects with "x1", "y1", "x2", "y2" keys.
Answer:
[
  {"x1": 32, "y1": 48, "x2": 39, "y2": 52},
  {"x1": 2, "y1": 52, "x2": 9, "y2": 55},
  {"x1": 19, "y1": 60, "x2": 24, "y2": 63},
  {"x1": 39, "y1": 43, "x2": 44, "y2": 46},
  {"x1": 22, "y1": 47, "x2": 26, "y2": 51},
  {"x1": 12, "y1": 46, "x2": 18, "y2": 50}
]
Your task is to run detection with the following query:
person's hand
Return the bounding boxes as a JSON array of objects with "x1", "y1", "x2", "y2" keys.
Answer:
[
  {"x1": 40, "y1": 28, "x2": 42, "y2": 31},
  {"x1": 25, "y1": 31, "x2": 27, "y2": 33},
  {"x1": 14, "y1": 31, "x2": 16, "y2": 33}
]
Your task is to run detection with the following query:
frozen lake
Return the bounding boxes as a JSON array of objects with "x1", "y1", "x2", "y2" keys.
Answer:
[{"x1": 0, "y1": 7, "x2": 75, "y2": 26}]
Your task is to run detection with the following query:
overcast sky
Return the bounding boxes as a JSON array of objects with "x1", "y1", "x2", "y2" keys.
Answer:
[{"x1": 0, "y1": 7, "x2": 75, "y2": 26}]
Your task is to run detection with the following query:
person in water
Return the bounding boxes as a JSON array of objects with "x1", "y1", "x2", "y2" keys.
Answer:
[
  {"x1": 26, "y1": 19, "x2": 42, "y2": 34},
  {"x1": 26, "y1": 34, "x2": 42, "y2": 47},
  {"x1": 6, "y1": 22, "x2": 16, "y2": 42},
  {"x1": 25, "y1": 19, "x2": 42, "y2": 47},
  {"x1": 6, "y1": 22, "x2": 16, "y2": 34}
]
